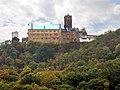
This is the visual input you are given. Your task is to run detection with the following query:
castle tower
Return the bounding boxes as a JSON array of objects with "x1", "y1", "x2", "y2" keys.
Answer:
[
  {"x1": 12, "y1": 31, "x2": 18, "y2": 38},
  {"x1": 12, "y1": 31, "x2": 19, "y2": 42},
  {"x1": 64, "y1": 14, "x2": 72, "y2": 30}
]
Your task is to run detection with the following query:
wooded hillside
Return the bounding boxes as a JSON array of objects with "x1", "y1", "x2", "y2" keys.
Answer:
[{"x1": 0, "y1": 28, "x2": 120, "y2": 90}]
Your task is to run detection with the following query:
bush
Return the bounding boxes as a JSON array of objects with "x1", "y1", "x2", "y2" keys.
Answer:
[
  {"x1": 4, "y1": 75, "x2": 19, "y2": 82},
  {"x1": 20, "y1": 74, "x2": 40, "y2": 85}
]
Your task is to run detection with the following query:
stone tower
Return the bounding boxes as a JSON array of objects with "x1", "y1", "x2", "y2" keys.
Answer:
[{"x1": 64, "y1": 14, "x2": 72, "y2": 30}]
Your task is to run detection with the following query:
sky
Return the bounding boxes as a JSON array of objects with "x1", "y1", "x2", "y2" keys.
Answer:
[{"x1": 0, "y1": 0, "x2": 120, "y2": 42}]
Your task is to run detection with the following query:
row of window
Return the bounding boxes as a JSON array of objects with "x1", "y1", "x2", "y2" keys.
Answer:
[
  {"x1": 29, "y1": 30, "x2": 60, "y2": 32},
  {"x1": 31, "y1": 33, "x2": 59, "y2": 36},
  {"x1": 32, "y1": 37, "x2": 59, "y2": 40}
]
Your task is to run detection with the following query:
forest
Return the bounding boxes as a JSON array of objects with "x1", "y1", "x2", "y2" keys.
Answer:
[{"x1": 0, "y1": 28, "x2": 120, "y2": 90}]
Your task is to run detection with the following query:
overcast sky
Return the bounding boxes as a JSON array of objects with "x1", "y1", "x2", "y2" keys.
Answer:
[{"x1": 0, "y1": 0, "x2": 120, "y2": 42}]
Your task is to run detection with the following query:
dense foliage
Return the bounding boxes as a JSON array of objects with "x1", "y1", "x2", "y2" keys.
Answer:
[{"x1": 0, "y1": 28, "x2": 120, "y2": 90}]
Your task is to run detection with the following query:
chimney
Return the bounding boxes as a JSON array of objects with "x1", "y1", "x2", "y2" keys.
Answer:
[
  {"x1": 44, "y1": 26, "x2": 45, "y2": 29},
  {"x1": 59, "y1": 24, "x2": 61, "y2": 29},
  {"x1": 31, "y1": 23, "x2": 33, "y2": 29}
]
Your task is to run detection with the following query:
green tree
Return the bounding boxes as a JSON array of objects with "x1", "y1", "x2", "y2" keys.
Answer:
[
  {"x1": 20, "y1": 73, "x2": 40, "y2": 85},
  {"x1": 32, "y1": 44, "x2": 55, "y2": 62},
  {"x1": 95, "y1": 46, "x2": 112, "y2": 60},
  {"x1": 115, "y1": 44, "x2": 120, "y2": 57},
  {"x1": 63, "y1": 72, "x2": 83, "y2": 87},
  {"x1": 5, "y1": 56, "x2": 14, "y2": 66},
  {"x1": 4, "y1": 74, "x2": 18, "y2": 82},
  {"x1": 20, "y1": 66, "x2": 32, "y2": 77}
]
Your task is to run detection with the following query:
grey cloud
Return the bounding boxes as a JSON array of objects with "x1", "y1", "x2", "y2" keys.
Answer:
[
  {"x1": 38, "y1": 0, "x2": 56, "y2": 18},
  {"x1": 37, "y1": 0, "x2": 64, "y2": 19},
  {"x1": 20, "y1": 5, "x2": 35, "y2": 18},
  {"x1": 53, "y1": 0, "x2": 64, "y2": 6},
  {"x1": 0, "y1": 0, "x2": 19, "y2": 5},
  {"x1": 69, "y1": 0, "x2": 115, "y2": 26},
  {"x1": 31, "y1": 17, "x2": 49, "y2": 23}
]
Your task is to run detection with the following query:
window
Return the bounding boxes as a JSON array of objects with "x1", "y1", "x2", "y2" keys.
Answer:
[
  {"x1": 33, "y1": 38, "x2": 36, "y2": 40},
  {"x1": 32, "y1": 30, "x2": 35, "y2": 32},
  {"x1": 45, "y1": 33, "x2": 48, "y2": 36},
  {"x1": 41, "y1": 34, "x2": 44, "y2": 36},
  {"x1": 54, "y1": 33, "x2": 58, "y2": 36},
  {"x1": 52, "y1": 37, "x2": 55, "y2": 40},
  {"x1": 32, "y1": 34, "x2": 36, "y2": 36},
  {"x1": 37, "y1": 34, "x2": 39, "y2": 36}
]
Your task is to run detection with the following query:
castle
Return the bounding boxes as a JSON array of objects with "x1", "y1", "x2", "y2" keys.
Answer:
[{"x1": 27, "y1": 14, "x2": 80, "y2": 43}]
